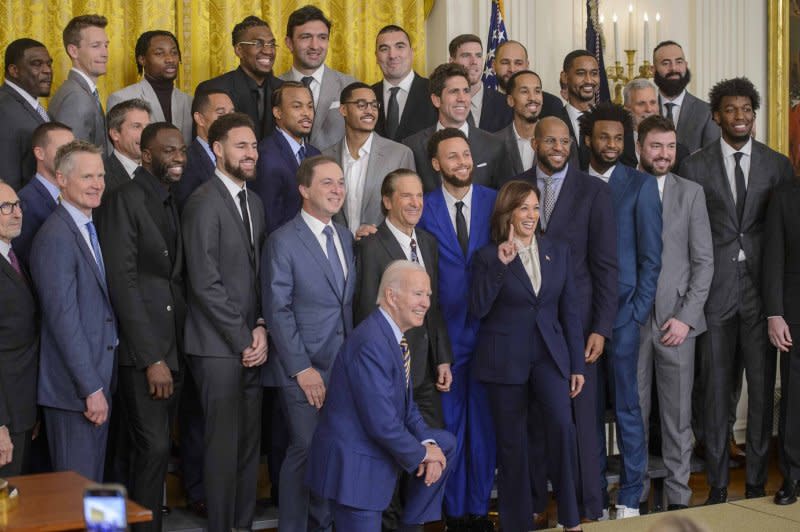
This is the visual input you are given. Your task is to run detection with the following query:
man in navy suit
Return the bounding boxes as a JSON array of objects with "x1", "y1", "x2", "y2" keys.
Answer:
[
  {"x1": 172, "y1": 89, "x2": 234, "y2": 210},
  {"x1": 417, "y1": 128, "x2": 497, "y2": 532},
  {"x1": 581, "y1": 102, "x2": 663, "y2": 518},
  {"x1": 30, "y1": 140, "x2": 117, "y2": 482},
  {"x1": 262, "y1": 155, "x2": 355, "y2": 532},
  {"x1": 14, "y1": 122, "x2": 74, "y2": 267},
  {"x1": 307, "y1": 261, "x2": 456, "y2": 532},
  {"x1": 250, "y1": 81, "x2": 321, "y2": 234},
  {"x1": 516, "y1": 116, "x2": 617, "y2": 523}
]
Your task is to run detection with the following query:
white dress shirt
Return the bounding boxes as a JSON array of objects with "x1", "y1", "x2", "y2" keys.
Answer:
[
  {"x1": 385, "y1": 218, "x2": 426, "y2": 268},
  {"x1": 513, "y1": 122, "x2": 536, "y2": 171},
  {"x1": 588, "y1": 164, "x2": 615, "y2": 183},
  {"x1": 300, "y1": 209, "x2": 349, "y2": 278},
  {"x1": 442, "y1": 184, "x2": 473, "y2": 235},
  {"x1": 113, "y1": 150, "x2": 140, "y2": 178},
  {"x1": 215, "y1": 169, "x2": 254, "y2": 244},
  {"x1": 382, "y1": 70, "x2": 415, "y2": 121},
  {"x1": 655, "y1": 175, "x2": 665, "y2": 201},
  {"x1": 342, "y1": 133, "x2": 373, "y2": 232},
  {"x1": 565, "y1": 103, "x2": 584, "y2": 139},
  {"x1": 660, "y1": 89, "x2": 686, "y2": 127},
  {"x1": 0, "y1": 240, "x2": 12, "y2": 265},
  {"x1": 436, "y1": 121, "x2": 470, "y2": 138},
  {"x1": 720, "y1": 137, "x2": 752, "y2": 261}
]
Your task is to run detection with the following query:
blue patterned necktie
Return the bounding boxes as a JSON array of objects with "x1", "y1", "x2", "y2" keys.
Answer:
[
  {"x1": 297, "y1": 144, "x2": 307, "y2": 164},
  {"x1": 323, "y1": 225, "x2": 345, "y2": 294},
  {"x1": 410, "y1": 238, "x2": 419, "y2": 263},
  {"x1": 86, "y1": 221, "x2": 106, "y2": 280},
  {"x1": 400, "y1": 336, "x2": 411, "y2": 388},
  {"x1": 35, "y1": 103, "x2": 49, "y2": 122}
]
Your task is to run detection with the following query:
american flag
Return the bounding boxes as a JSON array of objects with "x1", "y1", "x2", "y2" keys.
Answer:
[
  {"x1": 482, "y1": 0, "x2": 509, "y2": 91},
  {"x1": 586, "y1": 0, "x2": 611, "y2": 102}
]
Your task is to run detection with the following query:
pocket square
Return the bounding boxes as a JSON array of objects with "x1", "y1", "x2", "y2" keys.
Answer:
[
  {"x1": 476, "y1": 162, "x2": 488, "y2": 168},
  {"x1": 329, "y1": 101, "x2": 341, "y2": 110}
]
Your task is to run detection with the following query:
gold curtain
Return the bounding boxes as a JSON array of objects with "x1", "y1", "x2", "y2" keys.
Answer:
[{"x1": 0, "y1": 0, "x2": 435, "y2": 101}]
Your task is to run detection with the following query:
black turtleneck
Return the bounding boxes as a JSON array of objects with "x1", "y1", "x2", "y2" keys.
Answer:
[{"x1": 145, "y1": 74, "x2": 173, "y2": 123}]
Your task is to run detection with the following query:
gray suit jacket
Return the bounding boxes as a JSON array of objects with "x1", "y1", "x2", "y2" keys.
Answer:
[
  {"x1": 323, "y1": 133, "x2": 416, "y2": 229},
  {"x1": 279, "y1": 65, "x2": 357, "y2": 150},
  {"x1": 0, "y1": 84, "x2": 47, "y2": 190},
  {"x1": 107, "y1": 79, "x2": 193, "y2": 145},
  {"x1": 663, "y1": 91, "x2": 720, "y2": 154},
  {"x1": 679, "y1": 140, "x2": 792, "y2": 320},
  {"x1": 494, "y1": 122, "x2": 530, "y2": 177},
  {"x1": 182, "y1": 175, "x2": 266, "y2": 357},
  {"x1": 652, "y1": 172, "x2": 714, "y2": 335},
  {"x1": 49, "y1": 70, "x2": 106, "y2": 150}
]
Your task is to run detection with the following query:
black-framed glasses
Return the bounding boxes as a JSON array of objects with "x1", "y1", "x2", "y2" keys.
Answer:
[
  {"x1": 0, "y1": 201, "x2": 22, "y2": 215},
  {"x1": 237, "y1": 40, "x2": 278, "y2": 51},
  {"x1": 342, "y1": 99, "x2": 380, "y2": 111}
]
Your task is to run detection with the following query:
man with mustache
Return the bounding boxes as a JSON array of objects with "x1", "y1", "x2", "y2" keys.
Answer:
[
  {"x1": 182, "y1": 112, "x2": 268, "y2": 531},
  {"x1": 0, "y1": 38, "x2": 53, "y2": 191},
  {"x1": 581, "y1": 103, "x2": 662, "y2": 519},
  {"x1": 323, "y1": 82, "x2": 415, "y2": 239},
  {"x1": 636, "y1": 115, "x2": 713, "y2": 512},
  {"x1": 492, "y1": 40, "x2": 563, "y2": 118},
  {"x1": 652, "y1": 41, "x2": 719, "y2": 153},
  {"x1": 107, "y1": 31, "x2": 193, "y2": 146},
  {"x1": 97, "y1": 123, "x2": 188, "y2": 532},
  {"x1": 679, "y1": 77, "x2": 792, "y2": 505},
  {"x1": 495, "y1": 70, "x2": 548, "y2": 177}
]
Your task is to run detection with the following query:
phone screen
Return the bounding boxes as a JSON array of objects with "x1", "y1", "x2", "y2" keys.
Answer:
[{"x1": 83, "y1": 487, "x2": 127, "y2": 532}]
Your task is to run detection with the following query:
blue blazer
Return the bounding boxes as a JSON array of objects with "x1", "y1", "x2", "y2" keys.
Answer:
[
  {"x1": 30, "y1": 205, "x2": 117, "y2": 411},
  {"x1": 306, "y1": 309, "x2": 453, "y2": 511},
  {"x1": 261, "y1": 212, "x2": 356, "y2": 387},
  {"x1": 173, "y1": 138, "x2": 215, "y2": 211},
  {"x1": 608, "y1": 164, "x2": 663, "y2": 327},
  {"x1": 417, "y1": 185, "x2": 496, "y2": 362},
  {"x1": 14, "y1": 176, "x2": 57, "y2": 268},
  {"x1": 515, "y1": 165, "x2": 619, "y2": 339},
  {"x1": 249, "y1": 131, "x2": 321, "y2": 235},
  {"x1": 479, "y1": 87, "x2": 513, "y2": 133},
  {"x1": 470, "y1": 236, "x2": 585, "y2": 383}
]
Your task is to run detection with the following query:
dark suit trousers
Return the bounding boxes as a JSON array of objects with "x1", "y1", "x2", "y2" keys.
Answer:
[
  {"x1": 699, "y1": 262, "x2": 776, "y2": 489},
  {"x1": 178, "y1": 364, "x2": 206, "y2": 504},
  {"x1": 778, "y1": 323, "x2": 800, "y2": 482},
  {"x1": 118, "y1": 365, "x2": 182, "y2": 532},
  {"x1": 44, "y1": 406, "x2": 110, "y2": 482},
  {"x1": 0, "y1": 428, "x2": 32, "y2": 477},
  {"x1": 188, "y1": 355, "x2": 262, "y2": 532},
  {"x1": 487, "y1": 353, "x2": 580, "y2": 530},
  {"x1": 278, "y1": 382, "x2": 331, "y2": 532}
]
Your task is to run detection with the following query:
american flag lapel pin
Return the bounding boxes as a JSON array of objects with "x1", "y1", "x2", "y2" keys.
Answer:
[{"x1": 545, "y1": 255, "x2": 551, "y2": 261}]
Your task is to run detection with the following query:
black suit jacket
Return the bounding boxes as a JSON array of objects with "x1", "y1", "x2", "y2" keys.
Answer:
[
  {"x1": 478, "y1": 87, "x2": 513, "y2": 133},
  {"x1": 97, "y1": 168, "x2": 187, "y2": 371},
  {"x1": 103, "y1": 152, "x2": 132, "y2": 195},
  {"x1": 679, "y1": 140, "x2": 792, "y2": 320},
  {"x1": 373, "y1": 73, "x2": 437, "y2": 142},
  {"x1": 173, "y1": 138, "x2": 215, "y2": 211},
  {"x1": 354, "y1": 222, "x2": 453, "y2": 388},
  {"x1": 196, "y1": 67, "x2": 283, "y2": 140},
  {"x1": 0, "y1": 254, "x2": 38, "y2": 433},
  {"x1": 763, "y1": 178, "x2": 800, "y2": 324},
  {"x1": 0, "y1": 84, "x2": 47, "y2": 190}
]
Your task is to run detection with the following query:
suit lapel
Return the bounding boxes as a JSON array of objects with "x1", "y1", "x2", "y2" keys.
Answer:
[
  {"x1": 33, "y1": 177, "x2": 58, "y2": 209},
  {"x1": 275, "y1": 131, "x2": 300, "y2": 172},
  {"x1": 0, "y1": 252, "x2": 31, "y2": 290},
  {"x1": 315, "y1": 66, "x2": 336, "y2": 132},
  {"x1": 139, "y1": 80, "x2": 166, "y2": 121},
  {"x1": 293, "y1": 215, "x2": 343, "y2": 301},
  {"x1": 211, "y1": 177, "x2": 255, "y2": 264},
  {"x1": 135, "y1": 175, "x2": 172, "y2": 255},
  {"x1": 336, "y1": 223, "x2": 354, "y2": 299},
  {"x1": 508, "y1": 256, "x2": 536, "y2": 298},
  {"x1": 741, "y1": 143, "x2": 762, "y2": 225},
  {"x1": 377, "y1": 223, "x2": 407, "y2": 261},
  {"x1": 708, "y1": 143, "x2": 738, "y2": 226},
  {"x1": 467, "y1": 187, "x2": 490, "y2": 259},
  {"x1": 428, "y1": 189, "x2": 464, "y2": 263},
  {"x1": 2, "y1": 84, "x2": 45, "y2": 125},
  {"x1": 362, "y1": 136, "x2": 385, "y2": 220},
  {"x1": 56, "y1": 207, "x2": 110, "y2": 299},
  {"x1": 609, "y1": 164, "x2": 632, "y2": 206},
  {"x1": 544, "y1": 167, "x2": 577, "y2": 232}
]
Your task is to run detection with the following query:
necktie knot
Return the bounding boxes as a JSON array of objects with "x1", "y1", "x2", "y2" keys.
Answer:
[
  {"x1": 389, "y1": 86, "x2": 400, "y2": 96},
  {"x1": 455, "y1": 200, "x2": 464, "y2": 213},
  {"x1": 301, "y1": 76, "x2": 314, "y2": 88},
  {"x1": 733, "y1": 151, "x2": 744, "y2": 164}
]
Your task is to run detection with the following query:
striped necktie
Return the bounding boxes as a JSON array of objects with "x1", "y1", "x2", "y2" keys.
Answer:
[{"x1": 400, "y1": 336, "x2": 411, "y2": 388}]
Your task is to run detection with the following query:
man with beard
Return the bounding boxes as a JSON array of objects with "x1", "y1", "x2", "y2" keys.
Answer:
[
  {"x1": 323, "y1": 82, "x2": 415, "y2": 237},
  {"x1": 107, "y1": 31, "x2": 192, "y2": 145},
  {"x1": 250, "y1": 81, "x2": 320, "y2": 234},
  {"x1": 196, "y1": 16, "x2": 282, "y2": 141},
  {"x1": 417, "y1": 128, "x2": 497, "y2": 532},
  {"x1": 492, "y1": 40, "x2": 562, "y2": 118},
  {"x1": 262, "y1": 155, "x2": 355, "y2": 532},
  {"x1": 182, "y1": 112, "x2": 268, "y2": 531},
  {"x1": 97, "y1": 123, "x2": 187, "y2": 532},
  {"x1": 679, "y1": 77, "x2": 792, "y2": 505},
  {"x1": 0, "y1": 38, "x2": 53, "y2": 191},
  {"x1": 514, "y1": 116, "x2": 617, "y2": 525},
  {"x1": 652, "y1": 41, "x2": 719, "y2": 153},
  {"x1": 635, "y1": 115, "x2": 713, "y2": 512},
  {"x1": 580, "y1": 102, "x2": 662, "y2": 518}
]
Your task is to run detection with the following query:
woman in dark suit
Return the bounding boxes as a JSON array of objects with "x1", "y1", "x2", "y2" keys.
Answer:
[{"x1": 470, "y1": 180, "x2": 585, "y2": 531}]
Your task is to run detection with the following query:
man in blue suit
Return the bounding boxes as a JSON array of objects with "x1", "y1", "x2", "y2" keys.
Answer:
[
  {"x1": 580, "y1": 102, "x2": 662, "y2": 518},
  {"x1": 29, "y1": 139, "x2": 117, "y2": 482},
  {"x1": 417, "y1": 128, "x2": 496, "y2": 532},
  {"x1": 307, "y1": 260, "x2": 456, "y2": 532},
  {"x1": 515, "y1": 116, "x2": 617, "y2": 524},
  {"x1": 250, "y1": 81, "x2": 321, "y2": 234},
  {"x1": 262, "y1": 154, "x2": 355, "y2": 532},
  {"x1": 14, "y1": 122, "x2": 74, "y2": 267}
]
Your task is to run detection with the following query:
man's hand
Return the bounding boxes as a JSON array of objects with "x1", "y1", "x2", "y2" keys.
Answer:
[
  {"x1": 242, "y1": 326, "x2": 268, "y2": 367},
  {"x1": 84, "y1": 390, "x2": 109, "y2": 426},
  {"x1": 146, "y1": 361, "x2": 174, "y2": 399},
  {"x1": 0, "y1": 425, "x2": 13, "y2": 467},
  {"x1": 297, "y1": 368, "x2": 326, "y2": 409},
  {"x1": 355, "y1": 224, "x2": 378, "y2": 241},
  {"x1": 569, "y1": 374, "x2": 585, "y2": 399},
  {"x1": 769, "y1": 316, "x2": 794, "y2": 352},
  {"x1": 660, "y1": 318, "x2": 690, "y2": 347},
  {"x1": 584, "y1": 332, "x2": 605, "y2": 363},
  {"x1": 416, "y1": 443, "x2": 447, "y2": 486},
  {"x1": 436, "y1": 363, "x2": 452, "y2": 392}
]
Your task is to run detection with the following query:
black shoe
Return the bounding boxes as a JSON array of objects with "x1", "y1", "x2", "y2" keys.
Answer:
[
  {"x1": 667, "y1": 504, "x2": 688, "y2": 511},
  {"x1": 705, "y1": 487, "x2": 728, "y2": 505},
  {"x1": 774, "y1": 480, "x2": 798, "y2": 505},
  {"x1": 745, "y1": 484, "x2": 766, "y2": 498},
  {"x1": 445, "y1": 516, "x2": 469, "y2": 531},
  {"x1": 186, "y1": 500, "x2": 208, "y2": 518},
  {"x1": 638, "y1": 501, "x2": 650, "y2": 515},
  {"x1": 161, "y1": 505, "x2": 171, "y2": 515},
  {"x1": 468, "y1": 514, "x2": 495, "y2": 531}
]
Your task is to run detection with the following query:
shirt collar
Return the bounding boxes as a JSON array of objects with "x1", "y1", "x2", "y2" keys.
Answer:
[
  {"x1": 536, "y1": 162, "x2": 569, "y2": 182},
  {"x1": 385, "y1": 217, "x2": 417, "y2": 245},
  {"x1": 35, "y1": 173, "x2": 61, "y2": 201},
  {"x1": 565, "y1": 102, "x2": 584, "y2": 120},
  {"x1": 378, "y1": 307, "x2": 403, "y2": 343},
  {"x1": 383, "y1": 70, "x2": 415, "y2": 92},
  {"x1": 277, "y1": 127, "x2": 304, "y2": 157},
  {"x1": 300, "y1": 207, "x2": 334, "y2": 236},
  {"x1": 113, "y1": 150, "x2": 140, "y2": 178},
  {"x1": 343, "y1": 132, "x2": 374, "y2": 162},
  {"x1": 61, "y1": 196, "x2": 93, "y2": 226},
  {"x1": 472, "y1": 83, "x2": 484, "y2": 104},
  {"x1": 512, "y1": 121, "x2": 532, "y2": 141},
  {"x1": 720, "y1": 136, "x2": 752, "y2": 158},
  {"x1": 436, "y1": 121, "x2": 470, "y2": 137},
  {"x1": 196, "y1": 136, "x2": 216, "y2": 163},
  {"x1": 291, "y1": 64, "x2": 325, "y2": 85},
  {"x1": 5, "y1": 80, "x2": 41, "y2": 110},
  {"x1": 215, "y1": 168, "x2": 246, "y2": 200},
  {"x1": 588, "y1": 163, "x2": 616, "y2": 181},
  {"x1": 441, "y1": 184, "x2": 473, "y2": 211},
  {"x1": 71, "y1": 67, "x2": 97, "y2": 94},
  {"x1": 0, "y1": 240, "x2": 10, "y2": 260}
]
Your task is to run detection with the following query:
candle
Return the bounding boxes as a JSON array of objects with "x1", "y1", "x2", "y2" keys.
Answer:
[
  {"x1": 643, "y1": 13, "x2": 650, "y2": 61},
  {"x1": 613, "y1": 14, "x2": 621, "y2": 63},
  {"x1": 628, "y1": 4, "x2": 634, "y2": 50},
  {"x1": 656, "y1": 13, "x2": 662, "y2": 45}
]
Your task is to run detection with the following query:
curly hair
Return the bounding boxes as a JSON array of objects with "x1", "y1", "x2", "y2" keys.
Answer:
[
  {"x1": 578, "y1": 101, "x2": 633, "y2": 140},
  {"x1": 708, "y1": 77, "x2": 760, "y2": 113}
]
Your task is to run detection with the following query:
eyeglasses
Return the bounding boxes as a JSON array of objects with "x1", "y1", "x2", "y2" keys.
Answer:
[
  {"x1": 237, "y1": 40, "x2": 278, "y2": 51},
  {"x1": 342, "y1": 99, "x2": 380, "y2": 111},
  {"x1": 0, "y1": 201, "x2": 22, "y2": 215}
]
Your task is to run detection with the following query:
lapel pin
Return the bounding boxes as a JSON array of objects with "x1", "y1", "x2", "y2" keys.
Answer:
[{"x1": 545, "y1": 255, "x2": 551, "y2": 261}]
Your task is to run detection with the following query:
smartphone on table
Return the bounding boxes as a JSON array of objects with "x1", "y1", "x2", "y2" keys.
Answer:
[{"x1": 83, "y1": 484, "x2": 127, "y2": 532}]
